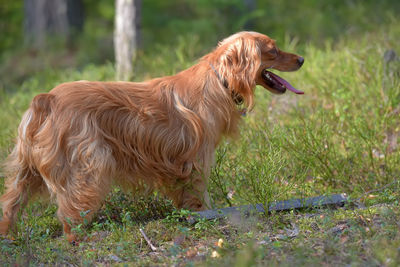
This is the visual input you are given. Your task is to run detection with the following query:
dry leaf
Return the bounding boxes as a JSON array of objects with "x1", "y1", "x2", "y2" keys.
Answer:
[
  {"x1": 211, "y1": 251, "x2": 220, "y2": 258},
  {"x1": 173, "y1": 234, "x2": 185, "y2": 246},
  {"x1": 340, "y1": 235, "x2": 349, "y2": 244},
  {"x1": 217, "y1": 238, "x2": 224, "y2": 248},
  {"x1": 186, "y1": 248, "x2": 198, "y2": 258}
]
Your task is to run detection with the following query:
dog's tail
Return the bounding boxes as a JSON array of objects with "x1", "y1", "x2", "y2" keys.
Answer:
[
  {"x1": 0, "y1": 93, "x2": 54, "y2": 236},
  {"x1": 22, "y1": 93, "x2": 55, "y2": 144}
]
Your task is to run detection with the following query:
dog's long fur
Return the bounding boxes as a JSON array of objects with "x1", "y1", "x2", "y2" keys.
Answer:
[{"x1": 0, "y1": 31, "x2": 303, "y2": 242}]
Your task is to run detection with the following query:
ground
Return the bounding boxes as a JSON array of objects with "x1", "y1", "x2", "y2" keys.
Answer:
[{"x1": 1, "y1": 191, "x2": 400, "y2": 266}]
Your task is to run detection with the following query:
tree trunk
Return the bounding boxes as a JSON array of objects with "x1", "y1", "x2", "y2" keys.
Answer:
[
  {"x1": 114, "y1": 0, "x2": 141, "y2": 81},
  {"x1": 243, "y1": 0, "x2": 256, "y2": 30},
  {"x1": 24, "y1": 0, "x2": 84, "y2": 48}
]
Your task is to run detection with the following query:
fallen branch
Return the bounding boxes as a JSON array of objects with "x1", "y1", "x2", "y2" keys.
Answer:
[
  {"x1": 187, "y1": 193, "x2": 348, "y2": 224},
  {"x1": 139, "y1": 228, "x2": 158, "y2": 251},
  {"x1": 355, "y1": 179, "x2": 399, "y2": 202}
]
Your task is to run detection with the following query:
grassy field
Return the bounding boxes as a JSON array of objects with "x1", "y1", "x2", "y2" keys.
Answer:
[{"x1": 1, "y1": 6, "x2": 400, "y2": 267}]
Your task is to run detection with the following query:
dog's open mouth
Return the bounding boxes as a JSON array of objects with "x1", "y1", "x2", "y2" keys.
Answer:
[{"x1": 262, "y1": 69, "x2": 304, "y2": 94}]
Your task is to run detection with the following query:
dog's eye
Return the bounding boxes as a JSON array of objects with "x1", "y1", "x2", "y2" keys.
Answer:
[{"x1": 268, "y1": 48, "x2": 278, "y2": 57}]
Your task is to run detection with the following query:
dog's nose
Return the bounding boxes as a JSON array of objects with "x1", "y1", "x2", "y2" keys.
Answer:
[{"x1": 297, "y1": 57, "x2": 304, "y2": 66}]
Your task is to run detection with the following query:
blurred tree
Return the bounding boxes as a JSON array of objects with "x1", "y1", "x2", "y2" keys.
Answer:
[
  {"x1": 114, "y1": 0, "x2": 141, "y2": 81},
  {"x1": 24, "y1": 0, "x2": 84, "y2": 48},
  {"x1": 243, "y1": 0, "x2": 256, "y2": 30}
]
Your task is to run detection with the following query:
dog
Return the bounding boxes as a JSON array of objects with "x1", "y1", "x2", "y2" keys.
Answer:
[{"x1": 0, "y1": 31, "x2": 304, "y2": 242}]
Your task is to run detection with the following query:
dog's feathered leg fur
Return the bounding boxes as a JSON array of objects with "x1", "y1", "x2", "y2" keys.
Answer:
[
  {"x1": 55, "y1": 168, "x2": 112, "y2": 243},
  {"x1": 0, "y1": 163, "x2": 44, "y2": 236},
  {"x1": 0, "y1": 94, "x2": 53, "y2": 235},
  {"x1": 171, "y1": 149, "x2": 214, "y2": 211}
]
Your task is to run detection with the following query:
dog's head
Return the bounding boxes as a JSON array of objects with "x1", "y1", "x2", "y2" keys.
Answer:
[{"x1": 214, "y1": 31, "x2": 304, "y2": 108}]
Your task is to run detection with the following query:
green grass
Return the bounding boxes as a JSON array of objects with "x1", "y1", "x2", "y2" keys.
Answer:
[{"x1": 1, "y1": 18, "x2": 400, "y2": 267}]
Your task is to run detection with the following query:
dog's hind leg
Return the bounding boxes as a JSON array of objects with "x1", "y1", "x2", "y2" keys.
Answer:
[
  {"x1": 0, "y1": 154, "x2": 44, "y2": 236},
  {"x1": 55, "y1": 170, "x2": 112, "y2": 243},
  {"x1": 1, "y1": 94, "x2": 54, "y2": 236}
]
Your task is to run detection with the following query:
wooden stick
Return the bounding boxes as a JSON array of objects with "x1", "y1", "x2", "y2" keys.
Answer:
[
  {"x1": 139, "y1": 228, "x2": 158, "y2": 251},
  {"x1": 186, "y1": 193, "x2": 348, "y2": 224}
]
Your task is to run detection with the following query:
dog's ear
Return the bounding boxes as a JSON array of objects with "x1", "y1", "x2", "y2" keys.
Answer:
[{"x1": 219, "y1": 36, "x2": 261, "y2": 109}]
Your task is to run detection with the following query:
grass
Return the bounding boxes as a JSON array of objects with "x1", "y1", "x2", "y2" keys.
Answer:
[{"x1": 0, "y1": 18, "x2": 400, "y2": 267}]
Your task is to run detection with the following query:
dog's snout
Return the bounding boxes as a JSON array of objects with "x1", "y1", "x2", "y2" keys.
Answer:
[{"x1": 297, "y1": 57, "x2": 304, "y2": 67}]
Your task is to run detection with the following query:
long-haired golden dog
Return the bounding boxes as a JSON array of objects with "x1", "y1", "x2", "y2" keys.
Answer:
[{"x1": 0, "y1": 31, "x2": 304, "y2": 242}]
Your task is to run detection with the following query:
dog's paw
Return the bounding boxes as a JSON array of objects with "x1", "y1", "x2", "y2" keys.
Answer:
[
  {"x1": 70, "y1": 240, "x2": 80, "y2": 246},
  {"x1": 66, "y1": 233, "x2": 79, "y2": 245}
]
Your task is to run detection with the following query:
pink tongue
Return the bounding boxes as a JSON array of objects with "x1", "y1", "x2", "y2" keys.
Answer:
[{"x1": 269, "y1": 71, "x2": 304, "y2": 94}]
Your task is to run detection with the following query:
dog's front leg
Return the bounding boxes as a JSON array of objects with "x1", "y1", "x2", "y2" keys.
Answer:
[
  {"x1": 165, "y1": 153, "x2": 214, "y2": 211},
  {"x1": 180, "y1": 171, "x2": 211, "y2": 211},
  {"x1": 180, "y1": 155, "x2": 214, "y2": 211},
  {"x1": 164, "y1": 168, "x2": 211, "y2": 211}
]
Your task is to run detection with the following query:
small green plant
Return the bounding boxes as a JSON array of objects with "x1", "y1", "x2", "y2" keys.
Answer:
[
  {"x1": 65, "y1": 209, "x2": 91, "y2": 239},
  {"x1": 163, "y1": 209, "x2": 193, "y2": 224},
  {"x1": 194, "y1": 218, "x2": 214, "y2": 231}
]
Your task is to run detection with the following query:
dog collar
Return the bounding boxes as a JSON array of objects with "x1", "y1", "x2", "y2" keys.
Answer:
[
  {"x1": 209, "y1": 62, "x2": 228, "y2": 89},
  {"x1": 208, "y1": 62, "x2": 244, "y2": 106}
]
